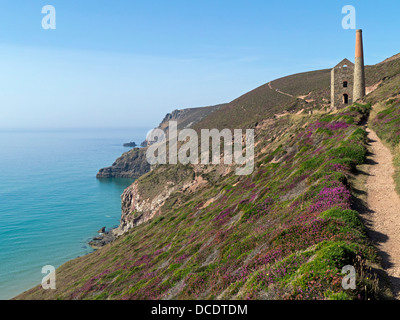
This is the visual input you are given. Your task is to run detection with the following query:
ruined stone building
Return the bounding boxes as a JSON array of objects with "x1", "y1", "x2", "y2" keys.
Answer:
[{"x1": 331, "y1": 29, "x2": 366, "y2": 110}]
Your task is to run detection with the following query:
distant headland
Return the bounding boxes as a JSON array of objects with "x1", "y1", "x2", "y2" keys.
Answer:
[{"x1": 123, "y1": 141, "x2": 137, "y2": 147}]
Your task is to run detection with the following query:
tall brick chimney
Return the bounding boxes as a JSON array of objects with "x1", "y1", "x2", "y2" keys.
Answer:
[{"x1": 353, "y1": 29, "x2": 366, "y2": 101}]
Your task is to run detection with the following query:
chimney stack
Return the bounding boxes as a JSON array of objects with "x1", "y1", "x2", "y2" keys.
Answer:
[{"x1": 353, "y1": 29, "x2": 366, "y2": 101}]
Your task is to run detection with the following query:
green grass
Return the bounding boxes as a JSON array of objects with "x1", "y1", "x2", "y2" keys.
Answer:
[{"x1": 320, "y1": 207, "x2": 365, "y2": 232}]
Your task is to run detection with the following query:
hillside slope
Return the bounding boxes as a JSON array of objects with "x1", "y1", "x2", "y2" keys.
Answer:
[
  {"x1": 16, "y1": 54, "x2": 400, "y2": 300},
  {"x1": 193, "y1": 69, "x2": 331, "y2": 130},
  {"x1": 16, "y1": 103, "x2": 392, "y2": 300}
]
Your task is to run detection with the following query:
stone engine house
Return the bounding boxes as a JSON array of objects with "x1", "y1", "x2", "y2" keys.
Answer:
[
  {"x1": 331, "y1": 59, "x2": 354, "y2": 109},
  {"x1": 331, "y1": 29, "x2": 366, "y2": 110}
]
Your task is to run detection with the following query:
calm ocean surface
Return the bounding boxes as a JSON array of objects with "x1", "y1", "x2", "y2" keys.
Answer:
[{"x1": 0, "y1": 128, "x2": 148, "y2": 299}]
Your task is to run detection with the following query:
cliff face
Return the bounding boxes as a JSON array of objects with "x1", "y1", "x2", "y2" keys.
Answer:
[
  {"x1": 114, "y1": 164, "x2": 222, "y2": 236},
  {"x1": 115, "y1": 181, "x2": 177, "y2": 235}
]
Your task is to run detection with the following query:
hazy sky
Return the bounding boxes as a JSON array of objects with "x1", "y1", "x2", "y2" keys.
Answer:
[{"x1": 0, "y1": 0, "x2": 399, "y2": 129}]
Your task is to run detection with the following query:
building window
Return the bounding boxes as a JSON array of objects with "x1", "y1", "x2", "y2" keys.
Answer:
[
  {"x1": 343, "y1": 94, "x2": 349, "y2": 104},
  {"x1": 343, "y1": 81, "x2": 348, "y2": 88}
]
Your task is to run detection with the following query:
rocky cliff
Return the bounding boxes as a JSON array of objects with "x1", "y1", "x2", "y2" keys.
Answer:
[
  {"x1": 115, "y1": 180, "x2": 177, "y2": 235},
  {"x1": 114, "y1": 163, "x2": 228, "y2": 236},
  {"x1": 96, "y1": 147, "x2": 150, "y2": 179}
]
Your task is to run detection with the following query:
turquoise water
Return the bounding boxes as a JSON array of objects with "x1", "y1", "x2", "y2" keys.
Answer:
[{"x1": 0, "y1": 128, "x2": 147, "y2": 299}]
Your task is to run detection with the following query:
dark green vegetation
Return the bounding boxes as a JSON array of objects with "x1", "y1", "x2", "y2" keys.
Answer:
[{"x1": 17, "y1": 53, "x2": 400, "y2": 300}]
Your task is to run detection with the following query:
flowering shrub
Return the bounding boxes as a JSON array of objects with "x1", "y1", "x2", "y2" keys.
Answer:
[
  {"x1": 213, "y1": 206, "x2": 235, "y2": 225},
  {"x1": 309, "y1": 186, "x2": 351, "y2": 214}
]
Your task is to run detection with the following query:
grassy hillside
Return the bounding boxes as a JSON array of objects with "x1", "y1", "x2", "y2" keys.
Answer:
[
  {"x1": 193, "y1": 69, "x2": 331, "y2": 130},
  {"x1": 16, "y1": 104, "x2": 391, "y2": 300},
  {"x1": 365, "y1": 54, "x2": 400, "y2": 87}
]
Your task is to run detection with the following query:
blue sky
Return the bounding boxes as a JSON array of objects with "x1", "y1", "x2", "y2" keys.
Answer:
[{"x1": 0, "y1": 0, "x2": 399, "y2": 129}]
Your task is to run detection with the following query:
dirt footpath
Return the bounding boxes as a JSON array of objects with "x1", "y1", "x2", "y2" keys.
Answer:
[{"x1": 365, "y1": 128, "x2": 400, "y2": 299}]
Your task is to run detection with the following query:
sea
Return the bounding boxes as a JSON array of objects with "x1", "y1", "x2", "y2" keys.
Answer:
[{"x1": 0, "y1": 127, "x2": 148, "y2": 300}]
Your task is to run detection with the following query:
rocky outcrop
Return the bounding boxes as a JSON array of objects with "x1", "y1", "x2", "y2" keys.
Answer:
[
  {"x1": 113, "y1": 180, "x2": 178, "y2": 236},
  {"x1": 89, "y1": 229, "x2": 116, "y2": 249},
  {"x1": 96, "y1": 147, "x2": 150, "y2": 179}
]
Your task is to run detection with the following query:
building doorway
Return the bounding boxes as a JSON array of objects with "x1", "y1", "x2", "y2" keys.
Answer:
[{"x1": 343, "y1": 94, "x2": 349, "y2": 104}]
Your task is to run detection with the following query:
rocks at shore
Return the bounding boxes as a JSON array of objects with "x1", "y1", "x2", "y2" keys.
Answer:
[
  {"x1": 97, "y1": 226, "x2": 106, "y2": 233},
  {"x1": 89, "y1": 228, "x2": 116, "y2": 250}
]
